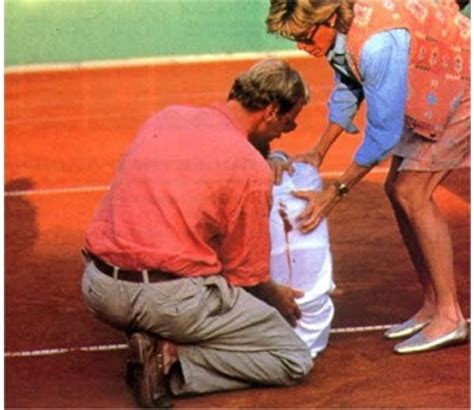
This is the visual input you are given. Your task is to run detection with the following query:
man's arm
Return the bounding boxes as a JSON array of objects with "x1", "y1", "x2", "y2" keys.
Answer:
[
  {"x1": 244, "y1": 280, "x2": 304, "y2": 327},
  {"x1": 219, "y1": 184, "x2": 304, "y2": 327}
]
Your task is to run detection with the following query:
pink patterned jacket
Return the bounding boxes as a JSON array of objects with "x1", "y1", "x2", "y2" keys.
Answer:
[{"x1": 346, "y1": 0, "x2": 470, "y2": 140}]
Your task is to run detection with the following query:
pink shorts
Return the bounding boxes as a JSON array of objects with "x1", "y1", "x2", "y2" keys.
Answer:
[{"x1": 393, "y1": 91, "x2": 471, "y2": 172}]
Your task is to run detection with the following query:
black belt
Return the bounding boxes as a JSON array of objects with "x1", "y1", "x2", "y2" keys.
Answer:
[{"x1": 84, "y1": 250, "x2": 181, "y2": 283}]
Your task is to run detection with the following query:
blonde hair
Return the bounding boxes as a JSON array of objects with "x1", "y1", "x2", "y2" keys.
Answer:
[
  {"x1": 228, "y1": 58, "x2": 310, "y2": 115},
  {"x1": 266, "y1": 0, "x2": 355, "y2": 39}
]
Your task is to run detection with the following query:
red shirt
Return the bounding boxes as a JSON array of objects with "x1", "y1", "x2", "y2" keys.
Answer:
[{"x1": 85, "y1": 105, "x2": 273, "y2": 286}]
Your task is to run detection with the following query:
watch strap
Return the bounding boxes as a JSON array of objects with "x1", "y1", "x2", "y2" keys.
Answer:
[{"x1": 334, "y1": 180, "x2": 349, "y2": 197}]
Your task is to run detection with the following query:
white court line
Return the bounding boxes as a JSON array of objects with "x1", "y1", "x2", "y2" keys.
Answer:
[
  {"x1": 0, "y1": 324, "x2": 400, "y2": 358},
  {"x1": 5, "y1": 50, "x2": 309, "y2": 74},
  {"x1": 4, "y1": 185, "x2": 112, "y2": 197},
  {"x1": 5, "y1": 344, "x2": 128, "y2": 358},
  {"x1": 5, "y1": 319, "x2": 472, "y2": 358},
  {"x1": 5, "y1": 111, "x2": 146, "y2": 125},
  {"x1": 4, "y1": 169, "x2": 390, "y2": 198}
]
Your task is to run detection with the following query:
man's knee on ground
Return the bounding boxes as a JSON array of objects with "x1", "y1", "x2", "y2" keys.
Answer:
[{"x1": 276, "y1": 348, "x2": 313, "y2": 386}]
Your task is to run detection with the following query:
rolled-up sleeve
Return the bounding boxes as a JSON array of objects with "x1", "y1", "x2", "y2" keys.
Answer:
[
  {"x1": 328, "y1": 71, "x2": 364, "y2": 133},
  {"x1": 354, "y1": 30, "x2": 410, "y2": 166}
]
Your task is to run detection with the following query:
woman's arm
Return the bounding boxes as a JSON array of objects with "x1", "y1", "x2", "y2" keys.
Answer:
[
  {"x1": 303, "y1": 121, "x2": 345, "y2": 167},
  {"x1": 353, "y1": 29, "x2": 409, "y2": 166},
  {"x1": 296, "y1": 30, "x2": 410, "y2": 232},
  {"x1": 299, "y1": 68, "x2": 364, "y2": 168},
  {"x1": 293, "y1": 161, "x2": 373, "y2": 233}
]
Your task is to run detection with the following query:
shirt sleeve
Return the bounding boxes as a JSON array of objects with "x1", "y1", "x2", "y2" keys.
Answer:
[
  {"x1": 354, "y1": 30, "x2": 410, "y2": 167},
  {"x1": 328, "y1": 70, "x2": 364, "y2": 134},
  {"x1": 219, "y1": 187, "x2": 272, "y2": 287}
]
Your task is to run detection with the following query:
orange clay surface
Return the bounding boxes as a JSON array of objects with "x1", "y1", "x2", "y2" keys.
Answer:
[{"x1": 5, "y1": 57, "x2": 470, "y2": 408}]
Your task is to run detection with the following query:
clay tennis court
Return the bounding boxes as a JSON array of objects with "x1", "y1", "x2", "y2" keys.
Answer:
[{"x1": 5, "y1": 56, "x2": 470, "y2": 408}]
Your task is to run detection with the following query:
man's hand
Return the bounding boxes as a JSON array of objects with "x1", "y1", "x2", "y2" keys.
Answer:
[
  {"x1": 292, "y1": 188, "x2": 339, "y2": 233},
  {"x1": 267, "y1": 156, "x2": 295, "y2": 185},
  {"x1": 244, "y1": 280, "x2": 304, "y2": 327},
  {"x1": 273, "y1": 284, "x2": 304, "y2": 327}
]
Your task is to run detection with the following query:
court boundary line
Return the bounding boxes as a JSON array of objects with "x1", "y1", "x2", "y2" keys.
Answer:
[
  {"x1": 0, "y1": 323, "x2": 429, "y2": 358},
  {"x1": 5, "y1": 50, "x2": 309, "y2": 74},
  {"x1": 5, "y1": 319, "x2": 471, "y2": 358},
  {"x1": 4, "y1": 169, "x2": 390, "y2": 197},
  {"x1": 4, "y1": 185, "x2": 113, "y2": 197}
]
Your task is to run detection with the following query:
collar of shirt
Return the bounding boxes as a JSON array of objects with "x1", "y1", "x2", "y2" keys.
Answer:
[
  {"x1": 210, "y1": 104, "x2": 249, "y2": 139},
  {"x1": 327, "y1": 33, "x2": 355, "y2": 79}
]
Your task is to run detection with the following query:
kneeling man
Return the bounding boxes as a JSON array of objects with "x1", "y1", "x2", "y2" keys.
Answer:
[{"x1": 82, "y1": 59, "x2": 313, "y2": 408}]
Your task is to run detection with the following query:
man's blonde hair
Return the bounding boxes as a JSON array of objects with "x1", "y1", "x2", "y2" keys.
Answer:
[
  {"x1": 266, "y1": 0, "x2": 354, "y2": 39},
  {"x1": 228, "y1": 58, "x2": 310, "y2": 115}
]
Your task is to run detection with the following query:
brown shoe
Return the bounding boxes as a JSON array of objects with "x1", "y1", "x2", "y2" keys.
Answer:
[{"x1": 126, "y1": 332, "x2": 173, "y2": 408}]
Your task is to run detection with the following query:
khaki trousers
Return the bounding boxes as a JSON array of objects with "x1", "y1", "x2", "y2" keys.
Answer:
[{"x1": 82, "y1": 261, "x2": 313, "y2": 395}]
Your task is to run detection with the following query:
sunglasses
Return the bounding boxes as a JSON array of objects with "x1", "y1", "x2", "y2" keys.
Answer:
[
  {"x1": 292, "y1": 14, "x2": 337, "y2": 45},
  {"x1": 293, "y1": 25, "x2": 320, "y2": 45}
]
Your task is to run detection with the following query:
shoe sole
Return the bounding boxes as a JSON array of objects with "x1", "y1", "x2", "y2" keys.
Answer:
[
  {"x1": 127, "y1": 333, "x2": 170, "y2": 408},
  {"x1": 395, "y1": 335, "x2": 468, "y2": 354}
]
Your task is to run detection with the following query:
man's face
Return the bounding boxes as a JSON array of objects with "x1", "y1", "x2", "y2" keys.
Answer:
[{"x1": 249, "y1": 100, "x2": 304, "y2": 150}]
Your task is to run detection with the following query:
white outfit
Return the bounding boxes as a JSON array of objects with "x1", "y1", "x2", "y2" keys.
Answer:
[{"x1": 270, "y1": 162, "x2": 335, "y2": 358}]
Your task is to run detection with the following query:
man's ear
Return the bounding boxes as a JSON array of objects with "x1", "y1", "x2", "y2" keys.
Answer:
[{"x1": 263, "y1": 104, "x2": 279, "y2": 122}]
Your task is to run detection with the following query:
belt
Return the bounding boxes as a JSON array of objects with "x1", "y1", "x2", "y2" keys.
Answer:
[{"x1": 84, "y1": 250, "x2": 181, "y2": 283}]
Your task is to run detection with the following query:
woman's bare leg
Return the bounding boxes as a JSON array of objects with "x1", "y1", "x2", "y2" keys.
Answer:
[
  {"x1": 385, "y1": 157, "x2": 435, "y2": 322},
  {"x1": 385, "y1": 158, "x2": 464, "y2": 338}
]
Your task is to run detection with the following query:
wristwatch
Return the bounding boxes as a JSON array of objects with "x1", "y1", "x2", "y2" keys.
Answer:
[{"x1": 333, "y1": 180, "x2": 349, "y2": 197}]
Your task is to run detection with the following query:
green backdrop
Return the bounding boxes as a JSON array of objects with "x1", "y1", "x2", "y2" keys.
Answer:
[{"x1": 5, "y1": 0, "x2": 294, "y2": 66}]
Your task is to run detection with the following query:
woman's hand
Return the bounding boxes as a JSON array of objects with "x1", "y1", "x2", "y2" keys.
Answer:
[
  {"x1": 294, "y1": 123, "x2": 345, "y2": 170},
  {"x1": 267, "y1": 156, "x2": 295, "y2": 185},
  {"x1": 293, "y1": 150, "x2": 323, "y2": 169},
  {"x1": 293, "y1": 188, "x2": 340, "y2": 233},
  {"x1": 293, "y1": 162, "x2": 372, "y2": 232}
]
